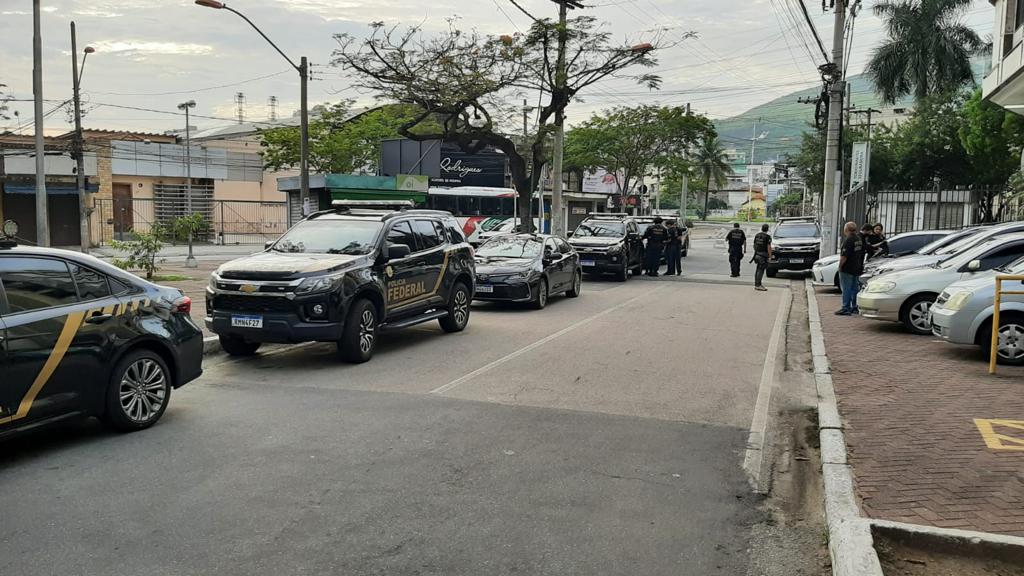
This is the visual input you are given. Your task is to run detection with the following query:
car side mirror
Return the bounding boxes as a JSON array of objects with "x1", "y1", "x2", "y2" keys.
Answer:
[
  {"x1": 967, "y1": 259, "x2": 982, "y2": 271},
  {"x1": 388, "y1": 244, "x2": 412, "y2": 261},
  {"x1": 264, "y1": 240, "x2": 275, "y2": 250},
  {"x1": 567, "y1": 230, "x2": 574, "y2": 237}
]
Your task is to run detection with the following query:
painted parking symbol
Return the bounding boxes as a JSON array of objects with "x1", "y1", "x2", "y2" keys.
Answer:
[{"x1": 974, "y1": 419, "x2": 1024, "y2": 452}]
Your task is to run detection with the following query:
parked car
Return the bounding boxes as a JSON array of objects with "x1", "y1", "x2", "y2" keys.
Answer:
[
  {"x1": 0, "y1": 222, "x2": 204, "y2": 439},
  {"x1": 474, "y1": 234, "x2": 581, "y2": 309},
  {"x1": 206, "y1": 201, "x2": 475, "y2": 363},
  {"x1": 860, "y1": 223, "x2": 1024, "y2": 284},
  {"x1": 812, "y1": 230, "x2": 952, "y2": 288},
  {"x1": 567, "y1": 214, "x2": 644, "y2": 281},
  {"x1": 858, "y1": 233, "x2": 1024, "y2": 334},
  {"x1": 473, "y1": 218, "x2": 519, "y2": 247},
  {"x1": 931, "y1": 256, "x2": 1024, "y2": 365},
  {"x1": 634, "y1": 216, "x2": 690, "y2": 257},
  {"x1": 767, "y1": 217, "x2": 821, "y2": 277}
]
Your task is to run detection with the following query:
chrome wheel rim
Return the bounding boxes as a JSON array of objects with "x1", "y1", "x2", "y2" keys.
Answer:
[
  {"x1": 119, "y1": 358, "x2": 167, "y2": 423},
  {"x1": 909, "y1": 301, "x2": 932, "y2": 331},
  {"x1": 998, "y1": 323, "x2": 1024, "y2": 360},
  {"x1": 359, "y1": 309, "x2": 376, "y2": 353},
  {"x1": 453, "y1": 289, "x2": 469, "y2": 326}
]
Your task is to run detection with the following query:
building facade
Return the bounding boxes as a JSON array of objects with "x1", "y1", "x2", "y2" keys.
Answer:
[{"x1": 983, "y1": 0, "x2": 1024, "y2": 113}]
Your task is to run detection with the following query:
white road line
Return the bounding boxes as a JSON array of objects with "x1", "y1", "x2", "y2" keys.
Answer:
[
  {"x1": 430, "y1": 285, "x2": 668, "y2": 395},
  {"x1": 742, "y1": 286, "x2": 793, "y2": 491}
]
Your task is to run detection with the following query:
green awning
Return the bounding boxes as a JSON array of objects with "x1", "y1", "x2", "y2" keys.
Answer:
[{"x1": 329, "y1": 189, "x2": 426, "y2": 204}]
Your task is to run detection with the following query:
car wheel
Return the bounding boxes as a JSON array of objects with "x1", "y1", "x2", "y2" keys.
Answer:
[
  {"x1": 992, "y1": 313, "x2": 1024, "y2": 366},
  {"x1": 566, "y1": 270, "x2": 582, "y2": 298},
  {"x1": 531, "y1": 278, "x2": 549, "y2": 309},
  {"x1": 900, "y1": 294, "x2": 935, "y2": 336},
  {"x1": 439, "y1": 281, "x2": 471, "y2": 332},
  {"x1": 766, "y1": 268, "x2": 778, "y2": 278},
  {"x1": 219, "y1": 335, "x2": 261, "y2": 356},
  {"x1": 338, "y1": 299, "x2": 377, "y2": 363},
  {"x1": 103, "y1": 349, "x2": 171, "y2": 432}
]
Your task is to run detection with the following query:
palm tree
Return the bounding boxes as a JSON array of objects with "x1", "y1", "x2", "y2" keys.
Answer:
[
  {"x1": 696, "y1": 136, "x2": 732, "y2": 220},
  {"x1": 866, "y1": 0, "x2": 983, "y2": 104}
]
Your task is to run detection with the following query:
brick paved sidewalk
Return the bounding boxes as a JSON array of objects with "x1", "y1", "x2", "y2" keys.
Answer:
[{"x1": 814, "y1": 287, "x2": 1024, "y2": 537}]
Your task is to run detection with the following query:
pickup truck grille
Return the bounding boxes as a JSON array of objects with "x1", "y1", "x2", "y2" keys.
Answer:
[{"x1": 211, "y1": 294, "x2": 294, "y2": 313}]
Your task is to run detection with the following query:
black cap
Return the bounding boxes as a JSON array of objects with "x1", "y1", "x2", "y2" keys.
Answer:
[
  {"x1": 733, "y1": 222, "x2": 740, "y2": 228},
  {"x1": 653, "y1": 217, "x2": 663, "y2": 223}
]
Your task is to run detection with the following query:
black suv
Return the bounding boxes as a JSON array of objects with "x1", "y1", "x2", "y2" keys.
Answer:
[
  {"x1": 768, "y1": 217, "x2": 822, "y2": 277},
  {"x1": 567, "y1": 214, "x2": 644, "y2": 281},
  {"x1": 0, "y1": 224, "x2": 203, "y2": 439},
  {"x1": 206, "y1": 201, "x2": 476, "y2": 363}
]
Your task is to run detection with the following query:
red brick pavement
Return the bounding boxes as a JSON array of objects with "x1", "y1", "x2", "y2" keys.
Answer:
[{"x1": 814, "y1": 288, "x2": 1024, "y2": 536}]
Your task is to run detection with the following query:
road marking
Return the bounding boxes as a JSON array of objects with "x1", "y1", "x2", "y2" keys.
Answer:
[
  {"x1": 974, "y1": 418, "x2": 1024, "y2": 451},
  {"x1": 742, "y1": 287, "x2": 792, "y2": 491},
  {"x1": 431, "y1": 285, "x2": 668, "y2": 395}
]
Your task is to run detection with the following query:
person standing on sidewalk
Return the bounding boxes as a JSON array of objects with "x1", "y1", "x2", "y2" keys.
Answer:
[
  {"x1": 726, "y1": 223, "x2": 746, "y2": 277},
  {"x1": 665, "y1": 219, "x2": 683, "y2": 276},
  {"x1": 836, "y1": 221, "x2": 865, "y2": 316},
  {"x1": 752, "y1": 223, "x2": 772, "y2": 291}
]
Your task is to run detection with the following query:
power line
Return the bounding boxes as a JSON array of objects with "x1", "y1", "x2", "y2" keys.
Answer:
[{"x1": 87, "y1": 70, "x2": 291, "y2": 97}]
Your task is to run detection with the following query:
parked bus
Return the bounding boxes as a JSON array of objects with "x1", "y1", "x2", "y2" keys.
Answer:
[{"x1": 424, "y1": 186, "x2": 520, "y2": 243}]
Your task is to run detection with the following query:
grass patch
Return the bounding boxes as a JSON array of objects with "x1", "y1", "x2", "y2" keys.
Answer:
[{"x1": 150, "y1": 274, "x2": 195, "y2": 282}]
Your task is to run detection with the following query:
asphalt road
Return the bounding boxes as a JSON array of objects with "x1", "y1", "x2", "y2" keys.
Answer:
[{"x1": 0, "y1": 247, "x2": 793, "y2": 576}]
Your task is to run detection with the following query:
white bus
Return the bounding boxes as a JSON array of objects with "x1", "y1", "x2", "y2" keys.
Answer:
[{"x1": 424, "y1": 186, "x2": 518, "y2": 244}]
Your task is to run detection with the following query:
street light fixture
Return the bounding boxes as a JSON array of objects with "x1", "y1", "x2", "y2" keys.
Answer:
[
  {"x1": 195, "y1": 0, "x2": 310, "y2": 223},
  {"x1": 177, "y1": 100, "x2": 198, "y2": 268}
]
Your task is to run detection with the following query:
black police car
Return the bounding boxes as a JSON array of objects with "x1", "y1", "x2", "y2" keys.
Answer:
[
  {"x1": 206, "y1": 201, "x2": 475, "y2": 363},
  {"x1": 474, "y1": 233, "x2": 582, "y2": 309},
  {"x1": 567, "y1": 214, "x2": 644, "y2": 281},
  {"x1": 0, "y1": 221, "x2": 203, "y2": 439},
  {"x1": 768, "y1": 217, "x2": 822, "y2": 277}
]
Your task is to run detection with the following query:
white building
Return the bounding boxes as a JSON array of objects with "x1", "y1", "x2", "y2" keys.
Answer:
[{"x1": 983, "y1": 0, "x2": 1024, "y2": 113}]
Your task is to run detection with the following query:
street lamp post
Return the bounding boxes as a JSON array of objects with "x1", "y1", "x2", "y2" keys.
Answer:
[
  {"x1": 177, "y1": 100, "x2": 197, "y2": 268},
  {"x1": 195, "y1": 0, "x2": 309, "y2": 222},
  {"x1": 71, "y1": 21, "x2": 95, "y2": 253}
]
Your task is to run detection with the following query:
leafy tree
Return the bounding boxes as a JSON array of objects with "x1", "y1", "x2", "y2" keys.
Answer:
[
  {"x1": 563, "y1": 105, "x2": 713, "y2": 199},
  {"x1": 694, "y1": 136, "x2": 733, "y2": 220},
  {"x1": 959, "y1": 89, "x2": 1024, "y2": 221},
  {"x1": 259, "y1": 102, "x2": 437, "y2": 174},
  {"x1": 111, "y1": 226, "x2": 166, "y2": 280},
  {"x1": 332, "y1": 16, "x2": 666, "y2": 231},
  {"x1": 866, "y1": 0, "x2": 982, "y2": 104},
  {"x1": 888, "y1": 91, "x2": 972, "y2": 188}
]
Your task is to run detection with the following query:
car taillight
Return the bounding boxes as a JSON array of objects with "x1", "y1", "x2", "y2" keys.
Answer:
[{"x1": 173, "y1": 296, "x2": 192, "y2": 314}]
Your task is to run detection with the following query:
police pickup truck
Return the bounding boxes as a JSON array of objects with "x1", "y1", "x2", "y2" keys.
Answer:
[
  {"x1": 567, "y1": 213, "x2": 644, "y2": 281},
  {"x1": 767, "y1": 217, "x2": 822, "y2": 278},
  {"x1": 206, "y1": 201, "x2": 475, "y2": 363}
]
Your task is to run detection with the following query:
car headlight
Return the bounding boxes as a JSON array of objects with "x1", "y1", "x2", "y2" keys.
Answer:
[
  {"x1": 943, "y1": 291, "x2": 973, "y2": 311},
  {"x1": 607, "y1": 244, "x2": 623, "y2": 255},
  {"x1": 507, "y1": 271, "x2": 531, "y2": 281},
  {"x1": 295, "y1": 273, "x2": 344, "y2": 294},
  {"x1": 865, "y1": 280, "x2": 897, "y2": 293},
  {"x1": 209, "y1": 273, "x2": 219, "y2": 290}
]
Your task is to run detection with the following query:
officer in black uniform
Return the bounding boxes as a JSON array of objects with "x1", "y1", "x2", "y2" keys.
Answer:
[
  {"x1": 752, "y1": 223, "x2": 773, "y2": 291},
  {"x1": 664, "y1": 219, "x2": 683, "y2": 276},
  {"x1": 642, "y1": 216, "x2": 669, "y2": 277},
  {"x1": 725, "y1": 223, "x2": 747, "y2": 277}
]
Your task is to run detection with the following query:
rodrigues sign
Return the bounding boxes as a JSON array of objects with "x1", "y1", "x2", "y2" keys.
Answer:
[{"x1": 431, "y1": 143, "x2": 508, "y2": 188}]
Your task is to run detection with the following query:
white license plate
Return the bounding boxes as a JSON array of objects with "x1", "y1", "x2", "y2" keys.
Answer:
[
  {"x1": 787, "y1": 258, "x2": 804, "y2": 264},
  {"x1": 476, "y1": 285, "x2": 494, "y2": 293},
  {"x1": 231, "y1": 315, "x2": 263, "y2": 328},
  {"x1": 581, "y1": 259, "x2": 596, "y2": 267}
]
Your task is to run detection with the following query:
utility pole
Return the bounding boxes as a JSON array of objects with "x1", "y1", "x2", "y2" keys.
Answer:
[
  {"x1": 71, "y1": 22, "x2": 94, "y2": 253},
  {"x1": 33, "y1": 0, "x2": 49, "y2": 246},
  {"x1": 549, "y1": 0, "x2": 571, "y2": 238},
  {"x1": 820, "y1": 0, "x2": 847, "y2": 257},
  {"x1": 178, "y1": 100, "x2": 197, "y2": 268}
]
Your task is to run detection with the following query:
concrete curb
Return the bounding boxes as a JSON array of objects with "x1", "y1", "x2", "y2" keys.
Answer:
[
  {"x1": 804, "y1": 280, "x2": 885, "y2": 576},
  {"x1": 202, "y1": 335, "x2": 221, "y2": 356}
]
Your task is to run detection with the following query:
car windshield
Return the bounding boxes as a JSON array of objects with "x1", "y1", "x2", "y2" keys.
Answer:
[
  {"x1": 574, "y1": 220, "x2": 624, "y2": 238},
  {"x1": 774, "y1": 223, "x2": 820, "y2": 238},
  {"x1": 271, "y1": 220, "x2": 383, "y2": 255},
  {"x1": 998, "y1": 255, "x2": 1024, "y2": 273},
  {"x1": 915, "y1": 232, "x2": 962, "y2": 254},
  {"x1": 937, "y1": 238, "x2": 1002, "y2": 269},
  {"x1": 935, "y1": 233, "x2": 988, "y2": 255},
  {"x1": 476, "y1": 236, "x2": 542, "y2": 258}
]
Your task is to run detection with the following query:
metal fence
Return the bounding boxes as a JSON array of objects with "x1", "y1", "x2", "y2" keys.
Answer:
[
  {"x1": 93, "y1": 197, "x2": 289, "y2": 246},
  {"x1": 845, "y1": 188, "x2": 1022, "y2": 235}
]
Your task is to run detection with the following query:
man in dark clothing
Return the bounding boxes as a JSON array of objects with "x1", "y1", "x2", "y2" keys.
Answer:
[
  {"x1": 860, "y1": 224, "x2": 877, "y2": 260},
  {"x1": 642, "y1": 216, "x2": 669, "y2": 276},
  {"x1": 836, "y1": 221, "x2": 865, "y2": 315},
  {"x1": 665, "y1": 219, "x2": 683, "y2": 276},
  {"x1": 725, "y1": 223, "x2": 746, "y2": 277},
  {"x1": 752, "y1": 223, "x2": 773, "y2": 291}
]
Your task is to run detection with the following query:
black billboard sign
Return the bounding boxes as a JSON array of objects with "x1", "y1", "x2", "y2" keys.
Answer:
[{"x1": 430, "y1": 143, "x2": 508, "y2": 188}]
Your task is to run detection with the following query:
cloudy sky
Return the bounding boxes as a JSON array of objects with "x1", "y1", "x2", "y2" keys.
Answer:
[{"x1": 0, "y1": 0, "x2": 995, "y2": 137}]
